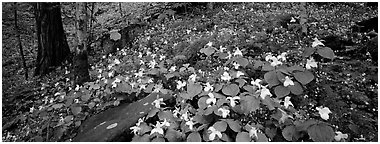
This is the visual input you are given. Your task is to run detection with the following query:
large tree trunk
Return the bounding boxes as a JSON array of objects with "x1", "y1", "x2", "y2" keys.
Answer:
[
  {"x1": 34, "y1": 2, "x2": 70, "y2": 76},
  {"x1": 14, "y1": 2, "x2": 28, "y2": 80},
  {"x1": 73, "y1": 2, "x2": 90, "y2": 85}
]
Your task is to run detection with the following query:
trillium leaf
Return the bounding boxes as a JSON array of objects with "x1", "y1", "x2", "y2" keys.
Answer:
[
  {"x1": 187, "y1": 83, "x2": 202, "y2": 98},
  {"x1": 307, "y1": 123, "x2": 334, "y2": 142},
  {"x1": 241, "y1": 96, "x2": 260, "y2": 114},
  {"x1": 294, "y1": 70, "x2": 314, "y2": 85},
  {"x1": 256, "y1": 132, "x2": 269, "y2": 142},
  {"x1": 165, "y1": 129, "x2": 181, "y2": 142},
  {"x1": 289, "y1": 82, "x2": 303, "y2": 95},
  {"x1": 187, "y1": 132, "x2": 202, "y2": 142},
  {"x1": 198, "y1": 97, "x2": 208, "y2": 109},
  {"x1": 264, "y1": 71, "x2": 280, "y2": 86},
  {"x1": 52, "y1": 103, "x2": 64, "y2": 109},
  {"x1": 146, "y1": 108, "x2": 160, "y2": 118},
  {"x1": 200, "y1": 47, "x2": 216, "y2": 56},
  {"x1": 236, "y1": 132, "x2": 251, "y2": 142},
  {"x1": 282, "y1": 125, "x2": 297, "y2": 141},
  {"x1": 303, "y1": 47, "x2": 316, "y2": 57},
  {"x1": 317, "y1": 47, "x2": 335, "y2": 59},
  {"x1": 225, "y1": 119, "x2": 241, "y2": 132},
  {"x1": 110, "y1": 30, "x2": 121, "y2": 41},
  {"x1": 274, "y1": 85, "x2": 290, "y2": 98},
  {"x1": 262, "y1": 63, "x2": 275, "y2": 71},
  {"x1": 235, "y1": 57, "x2": 249, "y2": 67},
  {"x1": 71, "y1": 106, "x2": 82, "y2": 115},
  {"x1": 158, "y1": 110, "x2": 175, "y2": 122},
  {"x1": 213, "y1": 121, "x2": 228, "y2": 132},
  {"x1": 222, "y1": 84, "x2": 239, "y2": 96}
]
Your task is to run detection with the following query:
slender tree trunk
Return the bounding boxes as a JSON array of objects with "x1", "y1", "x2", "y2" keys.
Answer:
[
  {"x1": 73, "y1": 2, "x2": 90, "y2": 85},
  {"x1": 34, "y1": 2, "x2": 70, "y2": 76},
  {"x1": 118, "y1": 2, "x2": 123, "y2": 17},
  {"x1": 88, "y1": 2, "x2": 95, "y2": 53},
  {"x1": 14, "y1": 2, "x2": 28, "y2": 80}
]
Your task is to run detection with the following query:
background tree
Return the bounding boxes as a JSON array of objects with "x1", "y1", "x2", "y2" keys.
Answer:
[
  {"x1": 14, "y1": 2, "x2": 28, "y2": 80},
  {"x1": 34, "y1": 2, "x2": 70, "y2": 76},
  {"x1": 73, "y1": 2, "x2": 90, "y2": 85}
]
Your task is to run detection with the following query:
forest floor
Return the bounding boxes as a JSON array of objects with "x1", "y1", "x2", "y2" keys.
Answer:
[{"x1": 2, "y1": 2, "x2": 378, "y2": 142}]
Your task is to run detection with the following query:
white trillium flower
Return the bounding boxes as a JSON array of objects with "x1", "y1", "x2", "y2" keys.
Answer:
[
  {"x1": 189, "y1": 73, "x2": 197, "y2": 82},
  {"x1": 139, "y1": 84, "x2": 146, "y2": 90},
  {"x1": 219, "y1": 46, "x2": 227, "y2": 52},
  {"x1": 130, "y1": 126, "x2": 141, "y2": 135},
  {"x1": 206, "y1": 93, "x2": 217, "y2": 106},
  {"x1": 277, "y1": 52, "x2": 287, "y2": 62},
  {"x1": 260, "y1": 86, "x2": 272, "y2": 99},
  {"x1": 270, "y1": 57, "x2": 283, "y2": 67},
  {"x1": 204, "y1": 82, "x2": 214, "y2": 92},
  {"x1": 152, "y1": 98, "x2": 164, "y2": 109},
  {"x1": 312, "y1": 38, "x2": 325, "y2": 48},
  {"x1": 232, "y1": 62, "x2": 240, "y2": 69},
  {"x1": 185, "y1": 118, "x2": 195, "y2": 130},
  {"x1": 306, "y1": 57, "x2": 318, "y2": 69},
  {"x1": 150, "y1": 121, "x2": 164, "y2": 135},
  {"x1": 181, "y1": 111, "x2": 189, "y2": 121},
  {"x1": 206, "y1": 41, "x2": 213, "y2": 47},
  {"x1": 221, "y1": 72, "x2": 232, "y2": 81},
  {"x1": 283, "y1": 76, "x2": 295, "y2": 87},
  {"x1": 265, "y1": 54, "x2": 273, "y2": 61},
  {"x1": 134, "y1": 70, "x2": 144, "y2": 77},
  {"x1": 169, "y1": 66, "x2": 176, "y2": 72},
  {"x1": 208, "y1": 126, "x2": 222, "y2": 141},
  {"x1": 114, "y1": 59, "x2": 121, "y2": 65},
  {"x1": 177, "y1": 80, "x2": 186, "y2": 89},
  {"x1": 111, "y1": 78, "x2": 122, "y2": 88},
  {"x1": 284, "y1": 96, "x2": 294, "y2": 109},
  {"x1": 161, "y1": 119, "x2": 170, "y2": 127},
  {"x1": 226, "y1": 51, "x2": 232, "y2": 59},
  {"x1": 218, "y1": 107, "x2": 230, "y2": 118},
  {"x1": 226, "y1": 96, "x2": 240, "y2": 107},
  {"x1": 249, "y1": 126, "x2": 258, "y2": 138},
  {"x1": 140, "y1": 60, "x2": 145, "y2": 65},
  {"x1": 236, "y1": 71, "x2": 244, "y2": 78},
  {"x1": 316, "y1": 106, "x2": 332, "y2": 120},
  {"x1": 251, "y1": 79, "x2": 262, "y2": 89},
  {"x1": 149, "y1": 60, "x2": 157, "y2": 68},
  {"x1": 233, "y1": 47, "x2": 243, "y2": 56},
  {"x1": 334, "y1": 131, "x2": 349, "y2": 141}
]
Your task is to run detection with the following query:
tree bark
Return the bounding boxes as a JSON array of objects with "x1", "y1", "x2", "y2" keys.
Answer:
[
  {"x1": 34, "y1": 2, "x2": 70, "y2": 76},
  {"x1": 14, "y1": 2, "x2": 28, "y2": 80},
  {"x1": 73, "y1": 2, "x2": 90, "y2": 85}
]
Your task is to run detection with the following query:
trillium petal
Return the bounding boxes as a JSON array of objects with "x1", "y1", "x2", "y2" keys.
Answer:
[{"x1": 284, "y1": 76, "x2": 295, "y2": 87}]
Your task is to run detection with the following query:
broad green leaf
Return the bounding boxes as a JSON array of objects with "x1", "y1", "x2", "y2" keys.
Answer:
[
  {"x1": 287, "y1": 65, "x2": 305, "y2": 73},
  {"x1": 132, "y1": 134, "x2": 150, "y2": 142},
  {"x1": 71, "y1": 106, "x2": 82, "y2": 115},
  {"x1": 200, "y1": 47, "x2": 215, "y2": 56},
  {"x1": 317, "y1": 47, "x2": 335, "y2": 59},
  {"x1": 110, "y1": 30, "x2": 121, "y2": 41},
  {"x1": 289, "y1": 82, "x2": 303, "y2": 95},
  {"x1": 158, "y1": 110, "x2": 175, "y2": 122},
  {"x1": 236, "y1": 132, "x2": 251, "y2": 142},
  {"x1": 225, "y1": 119, "x2": 241, "y2": 132},
  {"x1": 235, "y1": 78, "x2": 247, "y2": 87},
  {"x1": 152, "y1": 137, "x2": 165, "y2": 142},
  {"x1": 274, "y1": 85, "x2": 290, "y2": 98},
  {"x1": 282, "y1": 125, "x2": 297, "y2": 141},
  {"x1": 262, "y1": 63, "x2": 275, "y2": 71},
  {"x1": 139, "y1": 123, "x2": 152, "y2": 134},
  {"x1": 64, "y1": 115, "x2": 73, "y2": 123},
  {"x1": 213, "y1": 121, "x2": 228, "y2": 132},
  {"x1": 256, "y1": 132, "x2": 269, "y2": 142},
  {"x1": 165, "y1": 129, "x2": 181, "y2": 142},
  {"x1": 81, "y1": 93, "x2": 91, "y2": 102},
  {"x1": 222, "y1": 84, "x2": 239, "y2": 96},
  {"x1": 52, "y1": 103, "x2": 64, "y2": 109},
  {"x1": 243, "y1": 85, "x2": 256, "y2": 93},
  {"x1": 294, "y1": 119, "x2": 318, "y2": 131},
  {"x1": 241, "y1": 96, "x2": 260, "y2": 114},
  {"x1": 303, "y1": 47, "x2": 316, "y2": 57},
  {"x1": 179, "y1": 92, "x2": 191, "y2": 100},
  {"x1": 264, "y1": 71, "x2": 280, "y2": 86},
  {"x1": 276, "y1": 71, "x2": 286, "y2": 83},
  {"x1": 294, "y1": 70, "x2": 314, "y2": 85},
  {"x1": 198, "y1": 97, "x2": 208, "y2": 109},
  {"x1": 187, "y1": 132, "x2": 202, "y2": 142},
  {"x1": 187, "y1": 83, "x2": 202, "y2": 97},
  {"x1": 146, "y1": 108, "x2": 160, "y2": 118},
  {"x1": 235, "y1": 57, "x2": 249, "y2": 67},
  {"x1": 307, "y1": 123, "x2": 334, "y2": 142}
]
